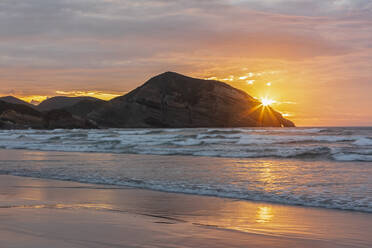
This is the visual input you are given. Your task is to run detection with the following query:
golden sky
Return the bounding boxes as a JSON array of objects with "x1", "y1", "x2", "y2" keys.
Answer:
[{"x1": 1, "y1": 0, "x2": 371, "y2": 126}]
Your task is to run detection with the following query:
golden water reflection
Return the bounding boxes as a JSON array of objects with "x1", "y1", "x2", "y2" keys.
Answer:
[
  {"x1": 258, "y1": 162, "x2": 274, "y2": 185},
  {"x1": 256, "y1": 206, "x2": 273, "y2": 223}
]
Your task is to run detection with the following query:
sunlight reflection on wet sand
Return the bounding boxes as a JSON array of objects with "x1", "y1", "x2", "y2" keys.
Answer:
[
  {"x1": 256, "y1": 206, "x2": 273, "y2": 223},
  {"x1": 1, "y1": 150, "x2": 372, "y2": 247},
  {"x1": 2, "y1": 174, "x2": 370, "y2": 246}
]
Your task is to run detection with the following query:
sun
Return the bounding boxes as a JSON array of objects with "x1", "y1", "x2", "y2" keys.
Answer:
[{"x1": 260, "y1": 97, "x2": 276, "y2": 107}]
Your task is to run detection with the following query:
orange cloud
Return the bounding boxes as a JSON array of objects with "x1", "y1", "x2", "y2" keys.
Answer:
[{"x1": 54, "y1": 90, "x2": 123, "y2": 101}]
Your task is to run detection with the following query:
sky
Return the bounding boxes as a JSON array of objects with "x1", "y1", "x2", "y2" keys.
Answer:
[{"x1": 0, "y1": 0, "x2": 371, "y2": 126}]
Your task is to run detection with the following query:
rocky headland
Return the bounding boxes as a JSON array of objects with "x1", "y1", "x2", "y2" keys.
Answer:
[{"x1": 0, "y1": 72, "x2": 295, "y2": 129}]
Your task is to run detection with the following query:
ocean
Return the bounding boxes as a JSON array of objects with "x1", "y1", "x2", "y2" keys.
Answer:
[{"x1": 0, "y1": 127, "x2": 371, "y2": 212}]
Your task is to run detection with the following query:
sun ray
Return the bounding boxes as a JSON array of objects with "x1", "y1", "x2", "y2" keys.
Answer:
[{"x1": 260, "y1": 97, "x2": 276, "y2": 107}]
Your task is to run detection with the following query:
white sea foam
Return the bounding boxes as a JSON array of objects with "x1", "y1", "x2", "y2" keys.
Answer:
[{"x1": 354, "y1": 137, "x2": 372, "y2": 146}]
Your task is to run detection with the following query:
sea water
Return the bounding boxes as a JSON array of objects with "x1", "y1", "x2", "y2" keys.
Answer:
[{"x1": 0, "y1": 127, "x2": 371, "y2": 212}]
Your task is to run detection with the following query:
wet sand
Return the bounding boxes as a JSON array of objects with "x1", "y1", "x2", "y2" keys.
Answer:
[{"x1": 0, "y1": 175, "x2": 371, "y2": 248}]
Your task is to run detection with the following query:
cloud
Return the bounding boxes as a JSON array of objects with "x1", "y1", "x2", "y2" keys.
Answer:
[
  {"x1": 232, "y1": 0, "x2": 372, "y2": 17},
  {"x1": 0, "y1": 0, "x2": 371, "y2": 125},
  {"x1": 0, "y1": 0, "x2": 359, "y2": 69},
  {"x1": 55, "y1": 90, "x2": 123, "y2": 100}
]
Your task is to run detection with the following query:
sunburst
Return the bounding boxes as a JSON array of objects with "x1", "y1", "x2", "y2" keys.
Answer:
[{"x1": 260, "y1": 97, "x2": 276, "y2": 107}]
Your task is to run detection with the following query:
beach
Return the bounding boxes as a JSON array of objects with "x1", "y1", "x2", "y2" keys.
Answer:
[
  {"x1": 1, "y1": 126, "x2": 371, "y2": 248},
  {"x1": 1, "y1": 0, "x2": 372, "y2": 245},
  {"x1": 1, "y1": 175, "x2": 371, "y2": 248},
  {"x1": 0, "y1": 149, "x2": 371, "y2": 247}
]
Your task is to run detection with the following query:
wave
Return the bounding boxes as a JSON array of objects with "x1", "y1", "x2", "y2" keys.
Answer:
[
  {"x1": 0, "y1": 168, "x2": 370, "y2": 213},
  {"x1": 332, "y1": 153, "x2": 372, "y2": 162},
  {"x1": 0, "y1": 127, "x2": 372, "y2": 161},
  {"x1": 1, "y1": 128, "x2": 371, "y2": 214}
]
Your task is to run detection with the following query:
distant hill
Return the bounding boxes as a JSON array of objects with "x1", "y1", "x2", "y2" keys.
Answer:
[
  {"x1": 63, "y1": 99, "x2": 108, "y2": 118},
  {"x1": 0, "y1": 96, "x2": 36, "y2": 109},
  {"x1": 37, "y1": 96, "x2": 100, "y2": 112},
  {"x1": 0, "y1": 100, "x2": 44, "y2": 129},
  {"x1": 89, "y1": 72, "x2": 295, "y2": 128},
  {"x1": 0, "y1": 100, "x2": 42, "y2": 117},
  {"x1": 0, "y1": 100, "x2": 97, "y2": 129}
]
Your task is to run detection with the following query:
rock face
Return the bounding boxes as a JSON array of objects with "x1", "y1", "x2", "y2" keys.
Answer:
[
  {"x1": 37, "y1": 96, "x2": 101, "y2": 112},
  {"x1": 44, "y1": 109, "x2": 97, "y2": 129},
  {"x1": 90, "y1": 72, "x2": 295, "y2": 128},
  {"x1": 63, "y1": 99, "x2": 107, "y2": 118}
]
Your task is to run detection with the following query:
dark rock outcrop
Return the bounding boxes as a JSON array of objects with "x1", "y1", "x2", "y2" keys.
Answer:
[
  {"x1": 89, "y1": 72, "x2": 295, "y2": 128},
  {"x1": 37, "y1": 96, "x2": 100, "y2": 112},
  {"x1": 44, "y1": 109, "x2": 97, "y2": 129}
]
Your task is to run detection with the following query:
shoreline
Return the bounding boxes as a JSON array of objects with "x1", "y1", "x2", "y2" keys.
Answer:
[
  {"x1": 1, "y1": 175, "x2": 371, "y2": 247},
  {"x1": 3, "y1": 169, "x2": 371, "y2": 215},
  {"x1": 0, "y1": 148, "x2": 370, "y2": 213}
]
